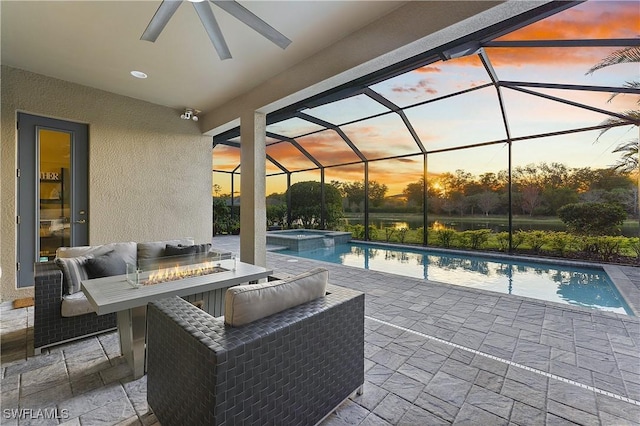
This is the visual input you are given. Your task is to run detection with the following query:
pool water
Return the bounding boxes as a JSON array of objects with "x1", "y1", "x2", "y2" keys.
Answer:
[{"x1": 278, "y1": 242, "x2": 634, "y2": 316}]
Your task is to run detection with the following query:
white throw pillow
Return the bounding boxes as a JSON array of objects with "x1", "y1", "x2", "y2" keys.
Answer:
[{"x1": 224, "y1": 267, "x2": 328, "y2": 327}]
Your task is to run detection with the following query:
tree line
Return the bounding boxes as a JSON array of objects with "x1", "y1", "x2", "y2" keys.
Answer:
[{"x1": 402, "y1": 162, "x2": 637, "y2": 217}]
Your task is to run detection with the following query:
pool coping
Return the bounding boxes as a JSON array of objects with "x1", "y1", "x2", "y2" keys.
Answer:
[{"x1": 305, "y1": 239, "x2": 640, "y2": 317}]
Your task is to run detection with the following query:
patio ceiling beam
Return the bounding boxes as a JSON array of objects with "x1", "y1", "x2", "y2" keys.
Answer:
[
  {"x1": 265, "y1": 131, "x2": 323, "y2": 169},
  {"x1": 300, "y1": 87, "x2": 368, "y2": 110},
  {"x1": 215, "y1": 140, "x2": 240, "y2": 148},
  {"x1": 294, "y1": 112, "x2": 367, "y2": 162},
  {"x1": 500, "y1": 81, "x2": 640, "y2": 95},
  {"x1": 364, "y1": 88, "x2": 426, "y2": 153},
  {"x1": 504, "y1": 85, "x2": 639, "y2": 124},
  {"x1": 484, "y1": 38, "x2": 640, "y2": 48}
]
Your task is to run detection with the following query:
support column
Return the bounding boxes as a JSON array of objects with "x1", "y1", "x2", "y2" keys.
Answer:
[{"x1": 240, "y1": 111, "x2": 267, "y2": 267}]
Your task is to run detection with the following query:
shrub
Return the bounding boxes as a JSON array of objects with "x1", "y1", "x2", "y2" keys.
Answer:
[
  {"x1": 558, "y1": 202, "x2": 627, "y2": 236},
  {"x1": 384, "y1": 227, "x2": 396, "y2": 242},
  {"x1": 549, "y1": 232, "x2": 572, "y2": 255},
  {"x1": 594, "y1": 236, "x2": 624, "y2": 261},
  {"x1": 368, "y1": 225, "x2": 379, "y2": 240},
  {"x1": 628, "y1": 238, "x2": 640, "y2": 259},
  {"x1": 496, "y1": 232, "x2": 510, "y2": 252},
  {"x1": 525, "y1": 230, "x2": 547, "y2": 252},
  {"x1": 350, "y1": 224, "x2": 365, "y2": 239},
  {"x1": 397, "y1": 227, "x2": 408, "y2": 244},
  {"x1": 435, "y1": 229, "x2": 456, "y2": 248},
  {"x1": 512, "y1": 231, "x2": 526, "y2": 250},
  {"x1": 461, "y1": 229, "x2": 491, "y2": 250}
]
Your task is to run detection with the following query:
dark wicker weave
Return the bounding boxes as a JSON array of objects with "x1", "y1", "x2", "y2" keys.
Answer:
[
  {"x1": 147, "y1": 284, "x2": 364, "y2": 426},
  {"x1": 33, "y1": 262, "x2": 117, "y2": 353}
]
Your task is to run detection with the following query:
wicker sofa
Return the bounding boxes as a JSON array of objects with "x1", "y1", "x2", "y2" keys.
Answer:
[
  {"x1": 147, "y1": 283, "x2": 364, "y2": 426},
  {"x1": 33, "y1": 238, "x2": 229, "y2": 354}
]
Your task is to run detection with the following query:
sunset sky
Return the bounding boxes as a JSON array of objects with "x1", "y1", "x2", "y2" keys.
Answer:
[{"x1": 213, "y1": 0, "x2": 639, "y2": 196}]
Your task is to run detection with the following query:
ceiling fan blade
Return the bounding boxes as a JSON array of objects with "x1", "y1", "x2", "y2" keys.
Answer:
[
  {"x1": 192, "y1": 1, "x2": 232, "y2": 60},
  {"x1": 211, "y1": 0, "x2": 292, "y2": 50},
  {"x1": 141, "y1": 0, "x2": 183, "y2": 42}
]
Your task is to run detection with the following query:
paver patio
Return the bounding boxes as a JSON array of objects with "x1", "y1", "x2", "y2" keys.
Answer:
[{"x1": 2, "y1": 236, "x2": 639, "y2": 425}]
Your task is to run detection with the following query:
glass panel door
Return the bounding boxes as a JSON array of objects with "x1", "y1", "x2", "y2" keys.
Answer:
[
  {"x1": 17, "y1": 113, "x2": 88, "y2": 287},
  {"x1": 38, "y1": 129, "x2": 72, "y2": 261}
]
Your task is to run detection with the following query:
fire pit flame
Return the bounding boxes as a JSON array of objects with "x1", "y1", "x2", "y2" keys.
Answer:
[{"x1": 145, "y1": 261, "x2": 225, "y2": 285}]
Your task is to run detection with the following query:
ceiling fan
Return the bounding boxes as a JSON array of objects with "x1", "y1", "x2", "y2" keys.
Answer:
[{"x1": 141, "y1": 0, "x2": 292, "y2": 60}]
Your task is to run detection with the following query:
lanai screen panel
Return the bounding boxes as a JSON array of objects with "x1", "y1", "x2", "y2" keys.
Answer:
[
  {"x1": 341, "y1": 113, "x2": 423, "y2": 160},
  {"x1": 368, "y1": 155, "x2": 424, "y2": 201},
  {"x1": 291, "y1": 170, "x2": 321, "y2": 186},
  {"x1": 266, "y1": 117, "x2": 326, "y2": 138},
  {"x1": 266, "y1": 141, "x2": 318, "y2": 171},
  {"x1": 302, "y1": 94, "x2": 389, "y2": 125},
  {"x1": 212, "y1": 144, "x2": 240, "y2": 171},
  {"x1": 511, "y1": 129, "x2": 637, "y2": 235},
  {"x1": 523, "y1": 87, "x2": 639, "y2": 116},
  {"x1": 502, "y1": 89, "x2": 620, "y2": 138},
  {"x1": 512, "y1": 129, "x2": 631, "y2": 173},
  {"x1": 370, "y1": 55, "x2": 491, "y2": 108},
  {"x1": 266, "y1": 174, "x2": 287, "y2": 196},
  {"x1": 295, "y1": 130, "x2": 362, "y2": 166},
  {"x1": 405, "y1": 86, "x2": 508, "y2": 151},
  {"x1": 325, "y1": 164, "x2": 365, "y2": 188},
  {"x1": 426, "y1": 144, "x2": 508, "y2": 231},
  {"x1": 486, "y1": 46, "x2": 640, "y2": 89}
]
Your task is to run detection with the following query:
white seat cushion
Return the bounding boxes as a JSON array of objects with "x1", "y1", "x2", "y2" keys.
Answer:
[
  {"x1": 61, "y1": 292, "x2": 96, "y2": 317},
  {"x1": 224, "y1": 267, "x2": 328, "y2": 327}
]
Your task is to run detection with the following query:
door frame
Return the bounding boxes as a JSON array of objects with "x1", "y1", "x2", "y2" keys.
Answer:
[{"x1": 17, "y1": 113, "x2": 89, "y2": 288}]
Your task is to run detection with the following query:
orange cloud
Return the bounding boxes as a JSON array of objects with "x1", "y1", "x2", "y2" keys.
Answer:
[
  {"x1": 296, "y1": 131, "x2": 362, "y2": 165},
  {"x1": 212, "y1": 145, "x2": 240, "y2": 171},
  {"x1": 498, "y1": 1, "x2": 639, "y2": 41},
  {"x1": 391, "y1": 78, "x2": 438, "y2": 95},
  {"x1": 415, "y1": 66, "x2": 442, "y2": 73},
  {"x1": 266, "y1": 142, "x2": 318, "y2": 171}
]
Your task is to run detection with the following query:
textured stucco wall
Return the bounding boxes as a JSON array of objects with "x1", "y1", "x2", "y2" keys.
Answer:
[{"x1": 1, "y1": 66, "x2": 212, "y2": 302}]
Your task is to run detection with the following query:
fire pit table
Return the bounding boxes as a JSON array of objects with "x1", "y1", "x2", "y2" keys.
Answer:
[{"x1": 81, "y1": 257, "x2": 272, "y2": 378}]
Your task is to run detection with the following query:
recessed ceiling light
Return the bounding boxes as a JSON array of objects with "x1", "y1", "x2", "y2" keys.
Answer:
[{"x1": 130, "y1": 70, "x2": 148, "y2": 79}]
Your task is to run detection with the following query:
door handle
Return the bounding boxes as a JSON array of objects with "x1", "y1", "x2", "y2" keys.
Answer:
[{"x1": 74, "y1": 219, "x2": 87, "y2": 224}]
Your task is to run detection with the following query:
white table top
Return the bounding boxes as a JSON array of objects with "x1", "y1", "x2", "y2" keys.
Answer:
[{"x1": 81, "y1": 259, "x2": 272, "y2": 315}]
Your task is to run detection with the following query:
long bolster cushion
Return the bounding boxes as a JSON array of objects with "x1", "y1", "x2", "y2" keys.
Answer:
[{"x1": 224, "y1": 267, "x2": 328, "y2": 327}]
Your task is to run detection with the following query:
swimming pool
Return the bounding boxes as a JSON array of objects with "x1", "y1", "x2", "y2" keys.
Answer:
[{"x1": 278, "y1": 242, "x2": 634, "y2": 316}]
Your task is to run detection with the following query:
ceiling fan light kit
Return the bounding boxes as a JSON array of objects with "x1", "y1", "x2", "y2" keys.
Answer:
[{"x1": 141, "y1": 0, "x2": 292, "y2": 60}]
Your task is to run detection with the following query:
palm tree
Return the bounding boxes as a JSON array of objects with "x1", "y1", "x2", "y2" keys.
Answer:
[
  {"x1": 586, "y1": 45, "x2": 640, "y2": 104},
  {"x1": 586, "y1": 45, "x2": 640, "y2": 172}
]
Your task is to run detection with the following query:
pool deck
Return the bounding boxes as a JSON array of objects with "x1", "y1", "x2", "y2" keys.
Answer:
[{"x1": 1, "y1": 235, "x2": 639, "y2": 425}]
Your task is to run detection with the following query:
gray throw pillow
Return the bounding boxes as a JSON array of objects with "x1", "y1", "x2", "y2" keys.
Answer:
[
  {"x1": 164, "y1": 244, "x2": 198, "y2": 257},
  {"x1": 55, "y1": 255, "x2": 93, "y2": 295},
  {"x1": 85, "y1": 250, "x2": 127, "y2": 279}
]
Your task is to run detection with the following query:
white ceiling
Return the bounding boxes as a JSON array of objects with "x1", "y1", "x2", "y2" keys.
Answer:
[{"x1": 1, "y1": 1, "x2": 406, "y2": 114}]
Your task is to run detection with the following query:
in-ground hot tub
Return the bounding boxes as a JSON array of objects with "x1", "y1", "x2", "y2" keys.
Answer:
[{"x1": 267, "y1": 229, "x2": 352, "y2": 251}]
